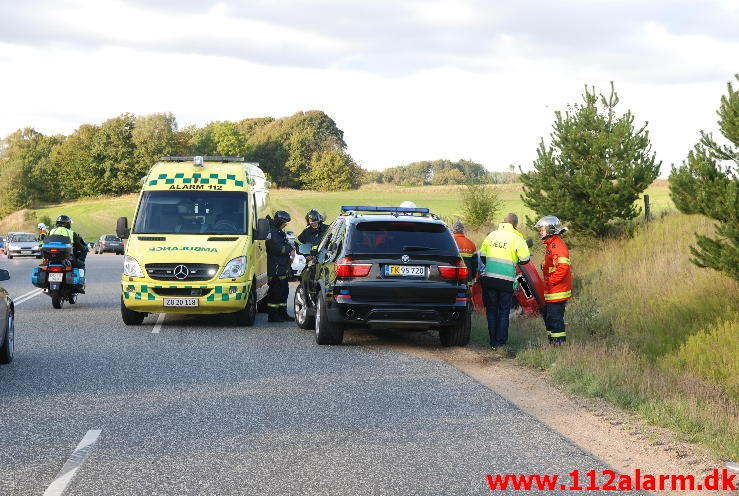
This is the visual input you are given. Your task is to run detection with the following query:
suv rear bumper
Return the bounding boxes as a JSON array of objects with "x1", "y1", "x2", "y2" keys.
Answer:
[{"x1": 325, "y1": 299, "x2": 469, "y2": 329}]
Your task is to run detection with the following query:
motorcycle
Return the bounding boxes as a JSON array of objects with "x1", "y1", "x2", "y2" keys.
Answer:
[{"x1": 31, "y1": 235, "x2": 85, "y2": 309}]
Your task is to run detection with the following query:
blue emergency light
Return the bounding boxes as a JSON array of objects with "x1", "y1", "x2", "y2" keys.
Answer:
[{"x1": 340, "y1": 205, "x2": 430, "y2": 214}]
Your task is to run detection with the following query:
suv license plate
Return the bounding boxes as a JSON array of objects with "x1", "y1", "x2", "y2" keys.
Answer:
[
  {"x1": 163, "y1": 298, "x2": 198, "y2": 307},
  {"x1": 386, "y1": 265, "x2": 425, "y2": 277},
  {"x1": 48, "y1": 273, "x2": 63, "y2": 282}
]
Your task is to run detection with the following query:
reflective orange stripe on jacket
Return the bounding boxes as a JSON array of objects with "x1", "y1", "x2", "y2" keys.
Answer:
[{"x1": 542, "y1": 234, "x2": 572, "y2": 302}]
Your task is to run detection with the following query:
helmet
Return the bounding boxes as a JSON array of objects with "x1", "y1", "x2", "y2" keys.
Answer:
[
  {"x1": 452, "y1": 220, "x2": 465, "y2": 234},
  {"x1": 534, "y1": 215, "x2": 566, "y2": 239},
  {"x1": 273, "y1": 210, "x2": 291, "y2": 227},
  {"x1": 305, "y1": 209, "x2": 324, "y2": 226},
  {"x1": 399, "y1": 201, "x2": 417, "y2": 209},
  {"x1": 55, "y1": 215, "x2": 72, "y2": 229},
  {"x1": 37, "y1": 223, "x2": 48, "y2": 230}
]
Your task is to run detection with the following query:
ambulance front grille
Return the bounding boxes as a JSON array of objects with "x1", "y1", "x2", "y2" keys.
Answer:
[{"x1": 145, "y1": 263, "x2": 220, "y2": 281}]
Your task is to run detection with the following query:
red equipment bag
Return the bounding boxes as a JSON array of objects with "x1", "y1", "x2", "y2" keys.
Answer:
[{"x1": 471, "y1": 263, "x2": 546, "y2": 317}]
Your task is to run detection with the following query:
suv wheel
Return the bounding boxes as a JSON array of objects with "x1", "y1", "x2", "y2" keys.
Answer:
[
  {"x1": 315, "y1": 294, "x2": 344, "y2": 345},
  {"x1": 440, "y1": 310, "x2": 471, "y2": 347},
  {"x1": 233, "y1": 284, "x2": 257, "y2": 327},
  {"x1": 121, "y1": 296, "x2": 146, "y2": 325},
  {"x1": 294, "y1": 285, "x2": 315, "y2": 330},
  {"x1": 0, "y1": 309, "x2": 14, "y2": 364}
]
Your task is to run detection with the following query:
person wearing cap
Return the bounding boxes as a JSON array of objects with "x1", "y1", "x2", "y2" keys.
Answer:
[
  {"x1": 451, "y1": 220, "x2": 477, "y2": 286},
  {"x1": 478, "y1": 213, "x2": 531, "y2": 349},
  {"x1": 534, "y1": 215, "x2": 571, "y2": 344}
]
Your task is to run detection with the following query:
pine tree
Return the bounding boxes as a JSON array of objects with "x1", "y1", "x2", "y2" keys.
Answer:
[
  {"x1": 521, "y1": 83, "x2": 661, "y2": 237},
  {"x1": 669, "y1": 75, "x2": 738, "y2": 280}
]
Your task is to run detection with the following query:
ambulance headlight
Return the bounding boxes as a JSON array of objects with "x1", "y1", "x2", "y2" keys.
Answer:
[
  {"x1": 220, "y1": 256, "x2": 246, "y2": 279},
  {"x1": 123, "y1": 255, "x2": 144, "y2": 278}
]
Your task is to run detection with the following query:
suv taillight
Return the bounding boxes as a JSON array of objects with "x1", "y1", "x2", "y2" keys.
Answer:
[
  {"x1": 336, "y1": 257, "x2": 372, "y2": 278},
  {"x1": 438, "y1": 259, "x2": 468, "y2": 281}
]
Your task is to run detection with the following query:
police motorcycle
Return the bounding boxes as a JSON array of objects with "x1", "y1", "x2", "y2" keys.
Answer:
[{"x1": 31, "y1": 234, "x2": 86, "y2": 309}]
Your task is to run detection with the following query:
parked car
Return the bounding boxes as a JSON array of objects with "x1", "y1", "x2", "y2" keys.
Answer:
[
  {"x1": 0, "y1": 268, "x2": 14, "y2": 364},
  {"x1": 294, "y1": 205, "x2": 471, "y2": 346},
  {"x1": 6, "y1": 233, "x2": 41, "y2": 259},
  {"x1": 0, "y1": 237, "x2": 5, "y2": 255},
  {"x1": 94, "y1": 234, "x2": 124, "y2": 255}
]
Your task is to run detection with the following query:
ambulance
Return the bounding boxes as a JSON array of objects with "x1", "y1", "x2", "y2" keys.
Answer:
[{"x1": 116, "y1": 156, "x2": 271, "y2": 326}]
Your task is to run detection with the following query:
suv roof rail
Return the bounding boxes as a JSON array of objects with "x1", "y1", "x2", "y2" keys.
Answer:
[
  {"x1": 340, "y1": 205, "x2": 436, "y2": 218},
  {"x1": 160, "y1": 156, "x2": 245, "y2": 163}
]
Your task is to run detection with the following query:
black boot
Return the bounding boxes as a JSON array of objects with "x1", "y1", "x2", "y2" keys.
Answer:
[
  {"x1": 279, "y1": 309, "x2": 294, "y2": 322},
  {"x1": 268, "y1": 308, "x2": 281, "y2": 322}
]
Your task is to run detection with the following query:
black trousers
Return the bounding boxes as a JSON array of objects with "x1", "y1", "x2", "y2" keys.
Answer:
[
  {"x1": 267, "y1": 276, "x2": 289, "y2": 314},
  {"x1": 542, "y1": 301, "x2": 567, "y2": 340}
]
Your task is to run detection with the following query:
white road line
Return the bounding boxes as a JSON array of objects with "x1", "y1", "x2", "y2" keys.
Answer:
[
  {"x1": 43, "y1": 429, "x2": 101, "y2": 496},
  {"x1": 14, "y1": 288, "x2": 42, "y2": 300},
  {"x1": 152, "y1": 313, "x2": 165, "y2": 334},
  {"x1": 15, "y1": 288, "x2": 44, "y2": 305}
]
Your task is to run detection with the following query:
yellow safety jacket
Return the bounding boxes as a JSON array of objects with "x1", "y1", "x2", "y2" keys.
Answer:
[{"x1": 479, "y1": 223, "x2": 530, "y2": 291}]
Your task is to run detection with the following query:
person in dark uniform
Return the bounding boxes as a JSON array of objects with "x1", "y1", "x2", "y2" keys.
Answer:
[
  {"x1": 297, "y1": 210, "x2": 329, "y2": 254},
  {"x1": 266, "y1": 210, "x2": 294, "y2": 322}
]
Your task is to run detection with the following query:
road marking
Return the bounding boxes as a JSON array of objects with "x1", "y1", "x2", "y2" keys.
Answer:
[
  {"x1": 15, "y1": 288, "x2": 43, "y2": 305},
  {"x1": 15, "y1": 288, "x2": 42, "y2": 300},
  {"x1": 152, "y1": 313, "x2": 165, "y2": 333},
  {"x1": 43, "y1": 429, "x2": 101, "y2": 496}
]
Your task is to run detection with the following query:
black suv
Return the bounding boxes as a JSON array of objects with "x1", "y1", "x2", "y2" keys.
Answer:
[{"x1": 294, "y1": 206, "x2": 471, "y2": 346}]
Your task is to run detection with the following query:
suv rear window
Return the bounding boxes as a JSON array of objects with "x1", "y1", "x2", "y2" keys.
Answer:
[{"x1": 348, "y1": 221, "x2": 458, "y2": 254}]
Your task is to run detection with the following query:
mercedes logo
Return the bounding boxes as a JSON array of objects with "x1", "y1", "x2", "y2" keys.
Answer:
[
  {"x1": 401, "y1": 255, "x2": 409, "y2": 263},
  {"x1": 173, "y1": 264, "x2": 189, "y2": 280}
]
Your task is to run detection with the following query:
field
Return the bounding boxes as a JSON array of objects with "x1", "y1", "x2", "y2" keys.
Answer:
[{"x1": 3, "y1": 181, "x2": 672, "y2": 241}]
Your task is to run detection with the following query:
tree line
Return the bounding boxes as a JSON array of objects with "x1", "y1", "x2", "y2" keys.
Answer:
[
  {"x1": 362, "y1": 159, "x2": 519, "y2": 186},
  {"x1": 0, "y1": 110, "x2": 362, "y2": 215}
]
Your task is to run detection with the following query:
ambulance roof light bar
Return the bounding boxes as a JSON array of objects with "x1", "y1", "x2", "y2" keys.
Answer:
[{"x1": 160, "y1": 156, "x2": 245, "y2": 164}]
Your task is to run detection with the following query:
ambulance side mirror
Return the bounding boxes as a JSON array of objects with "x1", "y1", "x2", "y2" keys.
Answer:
[
  {"x1": 525, "y1": 237, "x2": 533, "y2": 248},
  {"x1": 116, "y1": 217, "x2": 130, "y2": 239},
  {"x1": 254, "y1": 218, "x2": 270, "y2": 240}
]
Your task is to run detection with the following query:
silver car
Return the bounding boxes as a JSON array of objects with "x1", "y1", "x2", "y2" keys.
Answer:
[{"x1": 6, "y1": 233, "x2": 41, "y2": 259}]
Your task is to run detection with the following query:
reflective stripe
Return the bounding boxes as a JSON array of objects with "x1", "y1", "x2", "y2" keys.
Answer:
[
  {"x1": 548, "y1": 332, "x2": 566, "y2": 338},
  {"x1": 558, "y1": 257, "x2": 571, "y2": 264},
  {"x1": 267, "y1": 303, "x2": 280, "y2": 307},
  {"x1": 483, "y1": 273, "x2": 516, "y2": 282},
  {"x1": 486, "y1": 256, "x2": 515, "y2": 266},
  {"x1": 460, "y1": 253, "x2": 474, "y2": 258},
  {"x1": 544, "y1": 290, "x2": 572, "y2": 301}
]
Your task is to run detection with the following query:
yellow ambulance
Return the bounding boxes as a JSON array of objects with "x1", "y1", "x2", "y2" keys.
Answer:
[{"x1": 116, "y1": 156, "x2": 271, "y2": 326}]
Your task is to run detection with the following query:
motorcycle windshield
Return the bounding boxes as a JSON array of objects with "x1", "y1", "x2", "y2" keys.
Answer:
[{"x1": 133, "y1": 191, "x2": 248, "y2": 235}]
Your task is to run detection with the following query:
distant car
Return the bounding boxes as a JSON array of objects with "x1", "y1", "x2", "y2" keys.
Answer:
[
  {"x1": 94, "y1": 234, "x2": 124, "y2": 255},
  {"x1": 0, "y1": 268, "x2": 14, "y2": 364},
  {"x1": 294, "y1": 205, "x2": 471, "y2": 346},
  {"x1": 0, "y1": 237, "x2": 5, "y2": 255},
  {"x1": 6, "y1": 233, "x2": 41, "y2": 259}
]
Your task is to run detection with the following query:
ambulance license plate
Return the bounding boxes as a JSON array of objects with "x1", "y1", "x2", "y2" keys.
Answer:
[
  {"x1": 385, "y1": 265, "x2": 425, "y2": 277},
  {"x1": 48, "y1": 273, "x2": 63, "y2": 282},
  {"x1": 163, "y1": 298, "x2": 198, "y2": 307}
]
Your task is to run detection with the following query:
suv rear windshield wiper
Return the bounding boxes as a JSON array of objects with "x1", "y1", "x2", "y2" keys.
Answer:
[{"x1": 402, "y1": 245, "x2": 437, "y2": 251}]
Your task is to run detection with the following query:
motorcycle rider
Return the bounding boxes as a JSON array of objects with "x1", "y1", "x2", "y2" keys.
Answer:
[
  {"x1": 297, "y1": 210, "x2": 329, "y2": 255},
  {"x1": 266, "y1": 210, "x2": 294, "y2": 322},
  {"x1": 48, "y1": 215, "x2": 88, "y2": 269},
  {"x1": 534, "y1": 215, "x2": 572, "y2": 345}
]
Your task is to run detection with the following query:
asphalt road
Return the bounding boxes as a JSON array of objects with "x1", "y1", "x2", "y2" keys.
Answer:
[{"x1": 1, "y1": 255, "x2": 612, "y2": 495}]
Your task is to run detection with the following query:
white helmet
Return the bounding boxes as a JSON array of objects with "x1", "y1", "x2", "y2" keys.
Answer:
[
  {"x1": 534, "y1": 215, "x2": 567, "y2": 239},
  {"x1": 399, "y1": 201, "x2": 417, "y2": 209},
  {"x1": 38, "y1": 223, "x2": 48, "y2": 230}
]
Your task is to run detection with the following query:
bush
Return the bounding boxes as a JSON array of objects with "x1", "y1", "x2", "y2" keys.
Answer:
[{"x1": 460, "y1": 181, "x2": 502, "y2": 230}]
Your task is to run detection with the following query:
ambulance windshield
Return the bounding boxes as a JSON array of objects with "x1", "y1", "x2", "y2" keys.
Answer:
[{"x1": 133, "y1": 191, "x2": 248, "y2": 235}]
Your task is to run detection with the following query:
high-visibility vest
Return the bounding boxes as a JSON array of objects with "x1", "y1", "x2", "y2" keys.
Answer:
[
  {"x1": 542, "y1": 234, "x2": 572, "y2": 302},
  {"x1": 453, "y1": 233, "x2": 477, "y2": 282},
  {"x1": 48, "y1": 226, "x2": 76, "y2": 243},
  {"x1": 479, "y1": 223, "x2": 530, "y2": 285}
]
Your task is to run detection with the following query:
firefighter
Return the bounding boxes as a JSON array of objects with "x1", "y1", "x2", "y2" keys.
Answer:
[
  {"x1": 48, "y1": 215, "x2": 88, "y2": 270},
  {"x1": 297, "y1": 210, "x2": 329, "y2": 254},
  {"x1": 266, "y1": 210, "x2": 294, "y2": 322},
  {"x1": 535, "y1": 215, "x2": 571, "y2": 344},
  {"x1": 451, "y1": 220, "x2": 477, "y2": 285},
  {"x1": 479, "y1": 213, "x2": 531, "y2": 349}
]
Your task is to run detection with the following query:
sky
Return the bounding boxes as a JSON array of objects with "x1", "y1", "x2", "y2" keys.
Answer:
[{"x1": 0, "y1": 0, "x2": 737, "y2": 173}]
